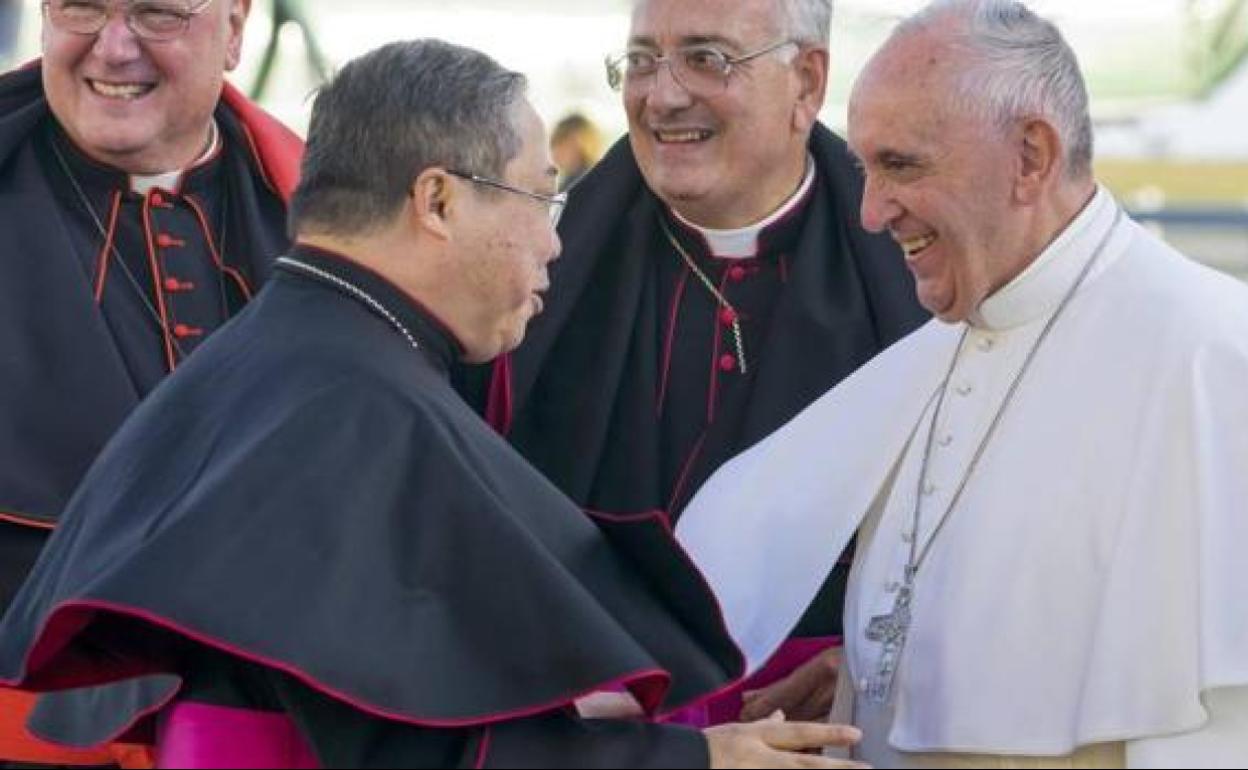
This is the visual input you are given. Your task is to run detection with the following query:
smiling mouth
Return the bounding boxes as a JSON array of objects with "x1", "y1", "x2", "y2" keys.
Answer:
[
  {"x1": 87, "y1": 79, "x2": 156, "y2": 101},
  {"x1": 653, "y1": 128, "x2": 714, "y2": 144},
  {"x1": 899, "y1": 233, "x2": 938, "y2": 259}
]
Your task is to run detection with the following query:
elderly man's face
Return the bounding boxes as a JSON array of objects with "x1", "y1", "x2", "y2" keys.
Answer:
[
  {"x1": 42, "y1": 0, "x2": 249, "y2": 173},
  {"x1": 623, "y1": 0, "x2": 822, "y2": 228},
  {"x1": 848, "y1": 36, "x2": 1026, "y2": 323}
]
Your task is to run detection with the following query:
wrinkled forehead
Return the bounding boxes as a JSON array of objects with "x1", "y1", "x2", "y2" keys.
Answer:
[{"x1": 628, "y1": 0, "x2": 783, "y2": 49}]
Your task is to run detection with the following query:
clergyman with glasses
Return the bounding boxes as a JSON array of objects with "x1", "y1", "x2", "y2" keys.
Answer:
[
  {"x1": 458, "y1": 0, "x2": 928, "y2": 727},
  {"x1": 0, "y1": 40, "x2": 868, "y2": 769},
  {"x1": 0, "y1": 0, "x2": 300, "y2": 763}
]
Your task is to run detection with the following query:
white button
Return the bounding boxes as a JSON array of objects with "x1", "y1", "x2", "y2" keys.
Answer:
[
  {"x1": 976, "y1": 336, "x2": 996, "y2": 352},
  {"x1": 938, "y1": 433, "x2": 954, "y2": 447},
  {"x1": 901, "y1": 530, "x2": 915, "y2": 544},
  {"x1": 922, "y1": 481, "x2": 937, "y2": 496},
  {"x1": 955, "y1": 382, "x2": 973, "y2": 396},
  {"x1": 885, "y1": 581, "x2": 901, "y2": 593},
  {"x1": 858, "y1": 677, "x2": 870, "y2": 691}
]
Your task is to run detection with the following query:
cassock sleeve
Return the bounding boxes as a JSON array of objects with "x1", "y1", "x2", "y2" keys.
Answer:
[{"x1": 267, "y1": 669, "x2": 709, "y2": 768}]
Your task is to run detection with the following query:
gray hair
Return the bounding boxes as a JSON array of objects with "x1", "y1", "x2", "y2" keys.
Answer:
[
  {"x1": 630, "y1": 0, "x2": 834, "y2": 48},
  {"x1": 895, "y1": 0, "x2": 1093, "y2": 179},
  {"x1": 780, "y1": 0, "x2": 834, "y2": 47},
  {"x1": 290, "y1": 39, "x2": 528, "y2": 237}
]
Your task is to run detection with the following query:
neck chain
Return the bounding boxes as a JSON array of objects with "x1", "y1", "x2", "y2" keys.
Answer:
[
  {"x1": 863, "y1": 206, "x2": 1125, "y2": 705},
  {"x1": 50, "y1": 137, "x2": 232, "y2": 364},
  {"x1": 276, "y1": 257, "x2": 421, "y2": 353},
  {"x1": 659, "y1": 220, "x2": 748, "y2": 374}
]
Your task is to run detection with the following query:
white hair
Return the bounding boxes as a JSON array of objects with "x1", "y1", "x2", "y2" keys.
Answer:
[
  {"x1": 781, "y1": 0, "x2": 834, "y2": 47},
  {"x1": 631, "y1": 0, "x2": 835, "y2": 48},
  {"x1": 895, "y1": 0, "x2": 1094, "y2": 179}
]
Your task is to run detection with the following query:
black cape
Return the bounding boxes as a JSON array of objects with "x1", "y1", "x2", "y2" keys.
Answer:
[
  {"x1": 461, "y1": 126, "x2": 928, "y2": 635},
  {"x1": 0, "y1": 248, "x2": 742, "y2": 766},
  {"x1": 0, "y1": 65, "x2": 296, "y2": 611}
]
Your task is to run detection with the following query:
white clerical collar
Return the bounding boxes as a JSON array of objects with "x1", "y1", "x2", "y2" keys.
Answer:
[
  {"x1": 670, "y1": 154, "x2": 817, "y2": 259},
  {"x1": 129, "y1": 119, "x2": 220, "y2": 196},
  {"x1": 971, "y1": 185, "x2": 1116, "y2": 331}
]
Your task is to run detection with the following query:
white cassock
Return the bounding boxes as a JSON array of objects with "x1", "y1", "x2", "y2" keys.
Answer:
[{"x1": 677, "y1": 187, "x2": 1248, "y2": 767}]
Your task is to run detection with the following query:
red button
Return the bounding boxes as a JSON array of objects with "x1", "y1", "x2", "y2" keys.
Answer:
[
  {"x1": 719, "y1": 307, "x2": 738, "y2": 326},
  {"x1": 728, "y1": 266, "x2": 747, "y2": 282},
  {"x1": 164, "y1": 278, "x2": 182, "y2": 292},
  {"x1": 150, "y1": 192, "x2": 164, "y2": 207},
  {"x1": 172, "y1": 324, "x2": 203, "y2": 339},
  {"x1": 156, "y1": 233, "x2": 185, "y2": 248},
  {"x1": 718, "y1": 354, "x2": 737, "y2": 372}
]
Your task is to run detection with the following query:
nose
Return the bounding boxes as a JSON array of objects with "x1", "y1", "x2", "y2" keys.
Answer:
[
  {"x1": 91, "y1": 13, "x2": 144, "y2": 65},
  {"x1": 859, "y1": 175, "x2": 903, "y2": 234},
  {"x1": 646, "y1": 60, "x2": 695, "y2": 111}
]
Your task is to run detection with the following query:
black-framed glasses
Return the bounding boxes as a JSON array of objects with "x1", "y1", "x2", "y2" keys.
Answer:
[
  {"x1": 606, "y1": 39, "x2": 796, "y2": 97},
  {"x1": 43, "y1": 0, "x2": 214, "y2": 42},
  {"x1": 447, "y1": 169, "x2": 568, "y2": 227}
]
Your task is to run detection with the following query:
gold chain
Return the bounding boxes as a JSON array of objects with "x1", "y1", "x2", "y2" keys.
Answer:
[{"x1": 659, "y1": 221, "x2": 748, "y2": 374}]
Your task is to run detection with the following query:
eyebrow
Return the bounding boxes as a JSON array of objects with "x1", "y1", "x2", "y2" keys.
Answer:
[{"x1": 627, "y1": 34, "x2": 742, "y2": 51}]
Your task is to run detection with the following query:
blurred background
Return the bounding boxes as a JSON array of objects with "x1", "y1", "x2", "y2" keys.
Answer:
[{"x1": 2, "y1": 0, "x2": 1245, "y2": 278}]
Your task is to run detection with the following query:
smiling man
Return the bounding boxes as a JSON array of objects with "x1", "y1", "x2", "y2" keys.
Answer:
[
  {"x1": 461, "y1": 0, "x2": 928, "y2": 727},
  {"x1": 0, "y1": 0, "x2": 300, "y2": 763},
  {"x1": 678, "y1": 0, "x2": 1248, "y2": 766},
  {"x1": 0, "y1": 40, "x2": 867, "y2": 769}
]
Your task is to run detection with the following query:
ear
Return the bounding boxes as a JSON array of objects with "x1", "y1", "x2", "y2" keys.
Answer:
[
  {"x1": 410, "y1": 168, "x2": 456, "y2": 241},
  {"x1": 791, "y1": 46, "x2": 830, "y2": 135},
  {"x1": 224, "y1": 0, "x2": 251, "y2": 72},
  {"x1": 1015, "y1": 117, "x2": 1062, "y2": 204}
]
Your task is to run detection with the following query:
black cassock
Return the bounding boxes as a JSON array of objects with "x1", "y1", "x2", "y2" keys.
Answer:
[
  {"x1": 0, "y1": 247, "x2": 743, "y2": 767},
  {"x1": 460, "y1": 127, "x2": 929, "y2": 640},
  {"x1": 0, "y1": 64, "x2": 295, "y2": 613}
]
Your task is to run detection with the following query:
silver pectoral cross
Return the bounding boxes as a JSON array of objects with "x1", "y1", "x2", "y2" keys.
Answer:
[{"x1": 863, "y1": 582, "x2": 913, "y2": 704}]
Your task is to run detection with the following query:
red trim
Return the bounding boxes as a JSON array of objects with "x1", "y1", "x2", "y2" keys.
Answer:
[
  {"x1": 220, "y1": 82, "x2": 302, "y2": 204},
  {"x1": 579, "y1": 507, "x2": 749, "y2": 719},
  {"x1": 4, "y1": 600, "x2": 675, "y2": 729},
  {"x1": 666, "y1": 432, "x2": 707, "y2": 516},
  {"x1": 182, "y1": 194, "x2": 253, "y2": 301},
  {"x1": 656, "y1": 268, "x2": 691, "y2": 415},
  {"x1": 472, "y1": 726, "x2": 492, "y2": 769},
  {"x1": 92, "y1": 191, "x2": 123, "y2": 304},
  {"x1": 583, "y1": 507, "x2": 673, "y2": 533},
  {"x1": 141, "y1": 200, "x2": 178, "y2": 373},
  {"x1": 706, "y1": 272, "x2": 733, "y2": 422},
  {"x1": 484, "y1": 354, "x2": 513, "y2": 436},
  {"x1": 778, "y1": 252, "x2": 789, "y2": 284},
  {"x1": 0, "y1": 511, "x2": 56, "y2": 531}
]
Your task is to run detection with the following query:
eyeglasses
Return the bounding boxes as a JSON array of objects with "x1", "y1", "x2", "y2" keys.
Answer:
[
  {"x1": 42, "y1": 0, "x2": 214, "y2": 42},
  {"x1": 447, "y1": 169, "x2": 568, "y2": 227},
  {"x1": 606, "y1": 39, "x2": 796, "y2": 98}
]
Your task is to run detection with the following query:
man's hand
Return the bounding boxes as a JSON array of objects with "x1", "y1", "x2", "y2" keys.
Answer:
[
  {"x1": 740, "y1": 647, "x2": 841, "y2": 723},
  {"x1": 574, "y1": 691, "x2": 644, "y2": 719},
  {"x1": 704, "y1": 712, "x2": 867, "y2": 768}
]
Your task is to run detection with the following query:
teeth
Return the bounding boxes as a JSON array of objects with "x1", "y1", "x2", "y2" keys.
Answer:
[
  {"x1": 89, "y1": 80, "x2": 152, "y2": 100},
  {"x1": 656, "y1": 129, "x2": 711, "y2": 143},
  {"x1": 900, "y1": 233, "x2": 937, "y2": 257}
]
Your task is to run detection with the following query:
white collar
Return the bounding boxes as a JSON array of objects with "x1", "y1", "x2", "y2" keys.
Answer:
[
  {"x1": 970, "y1": 185, "x2": 1116, "y2": 331},
  {"x1": 670, "y1": 154, "x2": 816, "y2": 260},
  {"x1": 129, "y1": 119, "x2": 220, "y2": 196}
]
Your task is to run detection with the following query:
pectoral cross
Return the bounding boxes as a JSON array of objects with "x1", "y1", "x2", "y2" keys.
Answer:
[{"x1": 863, "y1": 581, "x2": 913, "y2": 704}]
